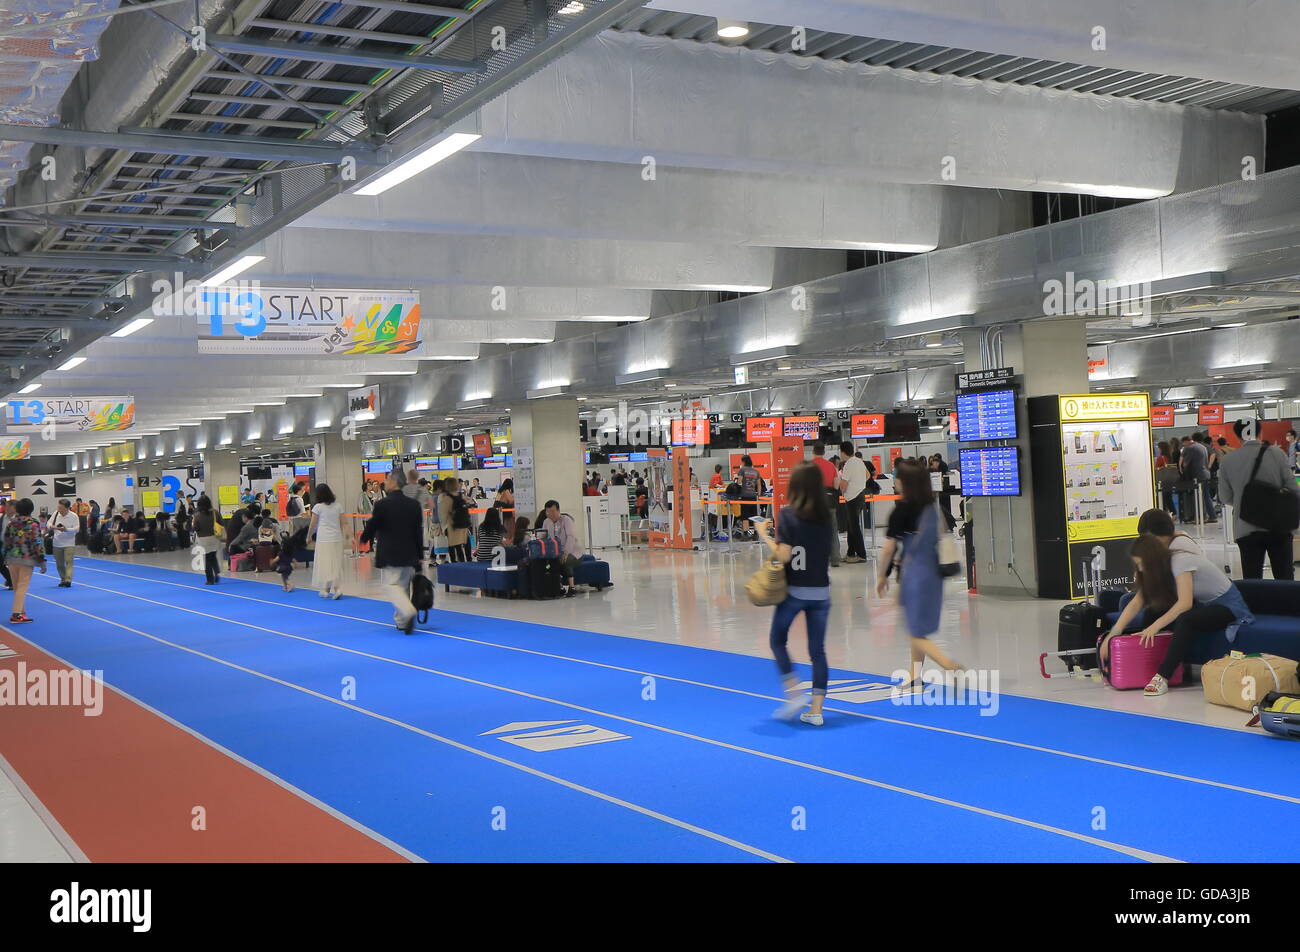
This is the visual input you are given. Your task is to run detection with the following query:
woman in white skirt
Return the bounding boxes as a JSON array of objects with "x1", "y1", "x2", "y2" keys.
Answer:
[{"x1": 309, "y1": 483, "x2": 345, "y2": 599}]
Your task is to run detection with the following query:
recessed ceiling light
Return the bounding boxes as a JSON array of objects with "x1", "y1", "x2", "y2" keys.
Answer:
[
  {"x1": 716, "y1": 18, "x2": 749, "y2": 38},
  {"x1": 111, "y1": 317, "x2": 153, "y2": 338},
  {"x1": 201, "y1": 254, "x2": 265, "y2": 287},
  {"x1": 354, "y1": 132, "x2": 481, "y2": 197}
]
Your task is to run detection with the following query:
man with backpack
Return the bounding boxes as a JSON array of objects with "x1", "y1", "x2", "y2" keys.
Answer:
[
  {"x1": 359, "y1": 472, "x2": 426, "y2": 634},
  {"x1": 1217, "y1": 419, "x2": 1300, "y2": 580},
  {"x1": 437, "y1": 476, "x2": 472, "y2": 562}
]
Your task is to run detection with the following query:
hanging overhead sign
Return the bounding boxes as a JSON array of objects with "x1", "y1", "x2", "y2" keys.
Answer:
[
  {"x1": 347, "y1": 384, "x2": 380, "y2": 420},
  {"x1": 0, "y1": 438, "x2": 29, "y2": 460},
  {"x1": 194, "y1": 286, "x2": 421, "y2": 356},
  {"x1": 6, "y1": 396, "x2": 135, "y2": 433}
]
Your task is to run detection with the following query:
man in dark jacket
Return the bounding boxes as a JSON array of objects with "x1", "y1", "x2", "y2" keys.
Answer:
[{"x1": 359, "y1": 472, "x2": 425, "y2": 633}]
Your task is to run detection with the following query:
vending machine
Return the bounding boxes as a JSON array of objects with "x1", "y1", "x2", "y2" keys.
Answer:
[{"x1": 1028, "y1": 392, "x2": 1156, "y2": 599}]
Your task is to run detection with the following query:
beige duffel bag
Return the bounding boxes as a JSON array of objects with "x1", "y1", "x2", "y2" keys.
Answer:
[{"x1": 1202, "y1": 654, "x2": 1300, "y2": 711}]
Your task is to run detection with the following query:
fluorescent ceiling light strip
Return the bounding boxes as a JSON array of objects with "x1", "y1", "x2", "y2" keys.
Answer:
[
  {"x1": 18, "y1": 383, "x2": 40, "y2": 394},
  {"x1": 1125, "y1": 326, "x2": 1209, "y2": 343},
  {"x1": 111, "y1": 317, "x2": 153, "y2": 338},
  {"x1": 56, "y1": 356, "x2": 86, "y2": 371},
  {"x1": 355, "y1": 133, "x2": 481, "y2": 197},
  {"x1": 425, "y1": 355, "x2": 479, "y2": 361},
  {"x1": 201, "y1": 254, "x2": 265, "y2": 287}
]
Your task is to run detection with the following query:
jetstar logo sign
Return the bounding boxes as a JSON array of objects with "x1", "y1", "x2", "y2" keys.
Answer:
[{"x1": 348, "y1": 385, "x2": 380, "y2": 420}]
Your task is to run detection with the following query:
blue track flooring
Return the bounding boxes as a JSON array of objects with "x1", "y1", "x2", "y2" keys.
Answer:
[{"x1": 11, "y1": 556, "x2": 1300, "y2": 862}]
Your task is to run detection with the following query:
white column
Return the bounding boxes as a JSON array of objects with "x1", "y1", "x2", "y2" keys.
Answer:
[
  {"x1": 510, "y1": 397, "x2": 584, "y2": 542},
  {"x1": 133, "y1": 462, "x2": 164, "y2": 514},
  {"x1": 201, "y1": 448, "x2": 242, "y2": 517},
  {"x1": 318, "y1": 431, "x2": 363, "y2": 513}
]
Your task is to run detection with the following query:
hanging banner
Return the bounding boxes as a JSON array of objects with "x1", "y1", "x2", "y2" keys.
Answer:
[
  {"x1": 647, "y1": 448, "x2": 673, "y2": 547},
  {"x1": 0, "y1": 438, "x2": 30, "y2": 460},
  {"x1": 194, "y1": 286, "x2": 421, "y2": 356},
  {"x1": 669, "y1": 447, "x2": 693, "y2": 549},
  {"x1": 769, "y1": 436, "x2": 805, "y2": 516},
  {"x1": 6, "y1": 396, "x2": 135, "y2": 433}
]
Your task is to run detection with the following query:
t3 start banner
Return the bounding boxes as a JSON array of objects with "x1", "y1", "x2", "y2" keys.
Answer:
[
  {"x1": 6, "y1": 396, "x2": 135, "y2": 433},
  {"x1": 187, "y1": 284, "x2": 422, "y2": 357}
]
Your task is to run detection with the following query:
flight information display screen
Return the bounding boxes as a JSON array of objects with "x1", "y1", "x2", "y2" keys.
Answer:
[
  {"x1": 782, "y1": 416, "x2": 820, "y2": 440},
  {"x1": 959, "y1": 446, "x2": 1021, "y2": 497},
  {"x1": 956, "y1": 389, "x2": 1018, "y2": 441}
]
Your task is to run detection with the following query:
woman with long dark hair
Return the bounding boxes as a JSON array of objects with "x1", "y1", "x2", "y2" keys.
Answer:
[
  {"x1": 309, "y1": 482, "x2": 345, "y2": 599},
  {"x1": 475, "y1": 506, "x2": 505, "y2": 562},
  {"x1": 1102, "y1": 533, "x2": 1254, "y2": 695},
  {"x1": 756, "y1": 461, "x2": 834, "y2": 726},
  {"x1": 877, "y1": 461, "x2": 963, "y2": 687},
  {"x1": 192, "y1": 495, "x2": 225, "y2": 584}
]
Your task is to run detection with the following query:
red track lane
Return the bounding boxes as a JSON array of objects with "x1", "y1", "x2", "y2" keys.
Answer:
[{"x1": 0, "y1": 630, "x2": 407, "y2": 863}]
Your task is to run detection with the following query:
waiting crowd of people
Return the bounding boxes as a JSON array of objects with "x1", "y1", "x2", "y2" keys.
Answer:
[{"x1": 1154, "y1": 423, "x2": 1299, "y2": 581}]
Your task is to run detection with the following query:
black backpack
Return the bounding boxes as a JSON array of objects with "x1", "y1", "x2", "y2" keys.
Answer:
[
  {"x1": 450, "y1": 496, "x2": 471, "y2": 530},
  {"x1": 1239, "y1": 444, "x2": 1300, "y2": 534},
  {"x1": 409, "y1": 570, "x2": 434, "y2": 624}
]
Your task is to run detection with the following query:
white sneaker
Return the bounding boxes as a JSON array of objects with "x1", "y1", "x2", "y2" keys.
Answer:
[
  {"x1": 773, "y1": 694, "x2": 806, "y2": 721},
  {"x1": 800, "y1": 711, "x2": 825, "y2": 727},
  {"x1": 331, "y1": 590, "x2": 341, "y2": 600},
  {"x1": 318, "y1": 590, "x2": 328, "y2": 598}
]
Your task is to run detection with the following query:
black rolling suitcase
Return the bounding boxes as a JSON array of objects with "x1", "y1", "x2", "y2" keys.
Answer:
[
  {"x1": 1040, "y1": 559, "x2": 1104, "y2": 678},
  {"x1": 525, "y1": 558, "x2": 565, "y2": 599}
]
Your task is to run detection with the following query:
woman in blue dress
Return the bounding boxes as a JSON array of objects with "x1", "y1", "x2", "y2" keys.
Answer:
[{"x1": 876, "y1": 462, "x2": 964, "y2": 688}]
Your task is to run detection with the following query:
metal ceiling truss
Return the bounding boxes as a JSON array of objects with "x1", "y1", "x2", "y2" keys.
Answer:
[{"x1": 0, "y1": 0, "x2": 650, "y2": 371}]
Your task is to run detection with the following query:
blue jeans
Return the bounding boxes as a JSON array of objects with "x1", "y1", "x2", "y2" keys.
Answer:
[{"x1": 769, "y1": 595, "x2": 830, "y2": 694}]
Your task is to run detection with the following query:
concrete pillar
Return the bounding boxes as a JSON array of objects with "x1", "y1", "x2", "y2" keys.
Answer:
[
  {"x1": 202, "y1": 448, "x2": 242, "y2": 517},
  {"x1": 960, "y1": 320, "x2": 1088, "y2": 596},
  {"x1": 510, "y1": 396, "x2": 584, "y2": 541},
  {"x1": 318, "y1": 432, "x2": 363, "y2": 514},
  {"x1": 133, "y1": 461, "x2": 164, "y2": 514}
]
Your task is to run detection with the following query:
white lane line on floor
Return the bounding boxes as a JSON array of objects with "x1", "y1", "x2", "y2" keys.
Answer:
[
  {"x1": 0, "y1": 622, "x2": 424, "y2": 865},
  {"x1": 45, "y1": 576, "x2": 1176, "y2": 863},
  {"x1": 29, "y1": 593, "x2": 788, "y2": 864},
  {"x1": 75, "y1": 563, "x2": 1300, "y2": 809}
]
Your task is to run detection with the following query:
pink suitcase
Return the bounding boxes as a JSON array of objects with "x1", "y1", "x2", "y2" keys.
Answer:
[
  {"x1": 229, "y1": 551, "x2": 251, "y2": 573},
  {"x1": 1105, "y1": 632, "x2": 1184, "y2": 690}
]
